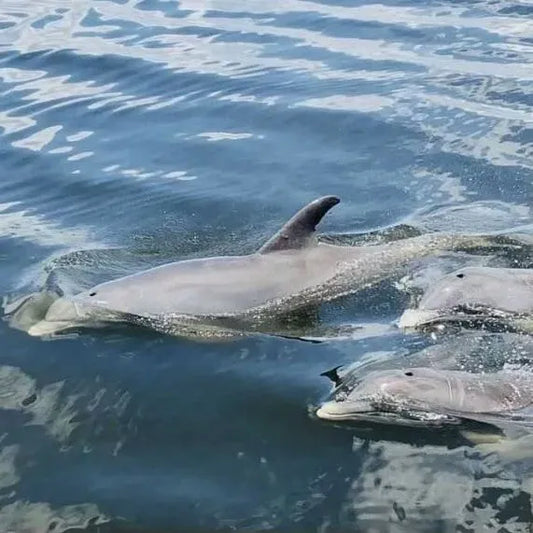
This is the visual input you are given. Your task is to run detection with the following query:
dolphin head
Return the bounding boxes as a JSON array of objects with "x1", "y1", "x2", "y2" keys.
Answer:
[
  {"x1": 26, "y1": 287, "x2": 126, "y2": 337},
  {"x1": 45, "y1": 292, "x2": 111, "y2": 321},
  {"x1": 316, "y1": 367, "x2": 463, "y2": 424},
  {"x1": 418, "y1": 267, "x2": 497, "y2": 310},
  {"x1": 399, "y1": 267, "x2": 530, "y2": 329}
]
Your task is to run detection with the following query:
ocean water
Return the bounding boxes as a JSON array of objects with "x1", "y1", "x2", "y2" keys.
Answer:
[{"x1": 1, "y1": 0, "x2": 533, "y2": 531}]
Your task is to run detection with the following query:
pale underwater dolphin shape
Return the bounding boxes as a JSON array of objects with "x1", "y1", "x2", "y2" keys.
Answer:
[
  {"x1": 399, "y1": 266, "x2": 533, "y2": 332},
  {"x1": 316, "y1": 366, "x2": 533, "y2": 427},
  {"x1": 23, "y1": 196, "x2": 512, "y2": 338}
]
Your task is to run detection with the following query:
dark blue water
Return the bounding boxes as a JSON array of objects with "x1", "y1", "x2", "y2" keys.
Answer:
[{"x1": 1, "y1": 1, "x2": 533, "y2": 531}]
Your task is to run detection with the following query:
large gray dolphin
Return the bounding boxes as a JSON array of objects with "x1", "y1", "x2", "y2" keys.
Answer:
[
  {"x1": 316, "y1": 366, "x2": 533, "y2": 427},
  {"x1": 22, "y1": 196, "x2": 510, "y2": 338},
  {"x1": 399, "y1": 266, "x2": 533, "y2": 331}
]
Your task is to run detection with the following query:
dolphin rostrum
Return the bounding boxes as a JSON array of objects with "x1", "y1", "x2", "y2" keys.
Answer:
[
  {"x1": 399, "y1": 266, "x2": 533, "y2": 331},
  {"x1": 21, "y1": 196, "x2": 511, "y2": 338}
]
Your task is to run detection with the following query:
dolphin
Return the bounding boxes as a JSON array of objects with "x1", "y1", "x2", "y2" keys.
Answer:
[
  {"x1": 399, "y1": 266, "x2": 533, "y2": 332},
  {"x1": 20, "y1": 196, "x2": 512, "y2": 338},
  {"x1": 316, "y1": 366, "x2": 533, "y2": 427}
]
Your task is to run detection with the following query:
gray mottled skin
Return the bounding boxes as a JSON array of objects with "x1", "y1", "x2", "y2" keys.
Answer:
[
  {"x1": 27, "y1": 196, "x2": 503, "y2": 336},
  {"x1": 316, "y1": 366, "x2": 533, "y2": 425},
  {"x1": 399, "y1": 267, "x2": 533, "y2": 329}
]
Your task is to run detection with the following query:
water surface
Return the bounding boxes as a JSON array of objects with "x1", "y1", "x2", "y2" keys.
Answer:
[{"x1": 1, "y1": 0, "x2": 533, "y2": 531}]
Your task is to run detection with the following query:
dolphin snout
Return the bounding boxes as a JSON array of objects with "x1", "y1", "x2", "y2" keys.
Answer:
[
  {"x1": 316, "y1": 399, "x2": 372, "y2": 420},
  {"x1": 26, "y1": 297, "x2": 90, "y2": 337},
  {"x1": 398, "y1": 308, "x2": 441, "y2": 329}
]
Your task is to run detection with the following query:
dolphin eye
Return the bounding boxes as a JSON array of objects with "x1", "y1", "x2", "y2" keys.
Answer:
[
  {"x1": 89, "y1": 292, "x2": 97, "y2": 297},
  {"x1": 456, "y1": 273, "x2": 465, "y2": 279},
  {"x1": 404, "y1": 371, "x2": 413, "y2": 377}
]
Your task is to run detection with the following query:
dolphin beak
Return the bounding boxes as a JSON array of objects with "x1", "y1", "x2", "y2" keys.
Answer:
[
  {"x1": 27, "y1": 320, "x2": 69, "y2": 337},
  {"x1": 315, "y1": 403, "x2": 340, "y2": 420},
  {"x1": 26, "y1": 297, "x2": 89, "y2": 337},
  {"x1": 316, "y1": 400, "x2": 373, "y2": 420},
  {"x1": 397, "y1": 308, "x2": 441, "y2": 329}
]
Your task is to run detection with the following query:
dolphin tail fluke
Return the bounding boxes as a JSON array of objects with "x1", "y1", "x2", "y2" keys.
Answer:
[{"x1": 259, "y1": 195, "x2": 340, "y2": 253}]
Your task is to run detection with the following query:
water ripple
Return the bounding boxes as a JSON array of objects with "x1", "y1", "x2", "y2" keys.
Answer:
[{"x1": 1, "y1": 0, "x2": 533, "y2": 531}]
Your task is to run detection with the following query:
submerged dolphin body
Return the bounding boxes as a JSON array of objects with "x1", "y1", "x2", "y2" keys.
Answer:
[
  {"x1": 316, "y1": 366, "x2": 533, "y2": 427},
  {"x1": 23, "y1": 196, "x2": 504, "y2": 337},
  {"x1": 399, "y1": 266, "x2": 533, "y2": 331}
]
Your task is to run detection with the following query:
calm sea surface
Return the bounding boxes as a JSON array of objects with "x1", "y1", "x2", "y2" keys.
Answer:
[{"x1": 1, "y1": 1, "x2": 533, "y2": 531}]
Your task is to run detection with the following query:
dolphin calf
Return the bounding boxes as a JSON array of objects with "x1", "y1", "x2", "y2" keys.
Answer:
[
  {"x1": 316, "y1": 366, "x2": 533, "y2": 427},
  {"x1": 20, "y1": 196, "x2": 512, "y2": 338},
  {"x1": 399, "y1": 266, "x2": 533, "y2": 331}
]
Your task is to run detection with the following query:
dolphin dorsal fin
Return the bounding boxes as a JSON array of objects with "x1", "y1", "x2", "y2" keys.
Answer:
[
  {"x1": 320, "y1": 365, "x2": 343, "y2": 386},
  {"x1": 259, "y1": 195, "x2": 340, "y2": 253}
]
